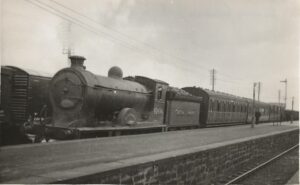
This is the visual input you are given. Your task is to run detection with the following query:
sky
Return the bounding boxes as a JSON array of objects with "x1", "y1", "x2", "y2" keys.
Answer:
[{"x1": 1, "y1": 0, "x2": 299, "y2": 110}]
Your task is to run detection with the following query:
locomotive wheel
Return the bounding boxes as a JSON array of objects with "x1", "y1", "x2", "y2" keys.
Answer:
[{"x1": 117, "y1": 108, "x2": 137, "y2": 125}]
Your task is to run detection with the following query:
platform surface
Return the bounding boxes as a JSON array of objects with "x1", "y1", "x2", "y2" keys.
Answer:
[{"x1": 0, "y1": 121, "x2": 298, "y2": 183}]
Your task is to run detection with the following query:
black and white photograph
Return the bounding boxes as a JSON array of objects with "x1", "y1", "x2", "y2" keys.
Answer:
[{"x1": 0, "y1": 0, "x2": 299, "y2": 184}]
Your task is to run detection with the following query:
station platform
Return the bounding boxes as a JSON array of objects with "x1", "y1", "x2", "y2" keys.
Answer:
[{"x1": 0, "y1": 121, "x2": 298, "y2": 183}]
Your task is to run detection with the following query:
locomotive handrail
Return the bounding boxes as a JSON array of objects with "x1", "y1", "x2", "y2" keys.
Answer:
[
  {"x1": 94, "y1": 84, "x2": 152, "y2": 95},
  {"x1": 61, "y1": 96, "x2": 83, "y2": 100}
]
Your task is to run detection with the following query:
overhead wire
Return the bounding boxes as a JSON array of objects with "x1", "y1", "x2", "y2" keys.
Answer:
[
  {"x1": 49, "y1": 0, "x2": 214, "y2": 71},
  {"x1": 26, "y1": 0, "x2": 211, "y2": 76},
  {"x1": 24, "y1": 0, "x2": 293, "y2": 100},
  {"x1": 26, "y1": 0, "x2": 264, "y2": 86},
  {"x1": 31, "y1": 0, "x2": 268, "y2": 86},
  {"x1": 27, "y1": 0, "x2": 161, "y2": 58},
  {"x1": 49, "y1": 0, "x2": 224, "y2": 73}
]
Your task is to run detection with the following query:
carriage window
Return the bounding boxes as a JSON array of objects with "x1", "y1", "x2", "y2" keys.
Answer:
[
  {"x1": 227, "y1": 102, "x2": 230, "y2": 112},
  {"x1": 157, "y1": 87, "x2": 163, "y2": 100},
  {"x1": 214, "y1": 100, "x2": 217, "y2": 111},
  {"x1": 220, "y1": 102, "x2": 223, "y2": 112},
  {"x1": 217, "y1": 101, "x2": 220, "y2": 112},
  {"x1": 226, "y1": 102, "x2": 229, "y2": 112},
  {"x1": 213, "y1": 100, "x2": 216, "y2": 111}
]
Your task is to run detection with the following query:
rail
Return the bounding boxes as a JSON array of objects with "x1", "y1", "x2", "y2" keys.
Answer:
[{"x1": 224, "y1": 144, "x2": 299, "y2": 185}]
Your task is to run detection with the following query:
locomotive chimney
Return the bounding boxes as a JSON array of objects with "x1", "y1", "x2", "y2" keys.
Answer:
[{"x1": 69, "y1": 55, "x2": 86, "y2": 69}]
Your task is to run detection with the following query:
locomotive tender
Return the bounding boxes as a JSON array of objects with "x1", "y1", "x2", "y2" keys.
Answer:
[
  {"x1": 1, "y1": 66, "x2": 52, "y2": 145},
  {"x1": 45, "y1": 56, "x2": 202, "y2": 139}
]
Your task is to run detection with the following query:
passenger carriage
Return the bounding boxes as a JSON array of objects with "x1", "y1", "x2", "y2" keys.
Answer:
[
  {"x1": 182, "y1": 87, "x2": 248, "y2": 127},
  {"x1": 268, "y1": 103, "x2": 284, "y2": 122}
]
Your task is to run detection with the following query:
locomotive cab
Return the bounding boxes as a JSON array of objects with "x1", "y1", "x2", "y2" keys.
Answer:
[{"x1": 134, "y1": 76, "x2": 169, "y2": 123}]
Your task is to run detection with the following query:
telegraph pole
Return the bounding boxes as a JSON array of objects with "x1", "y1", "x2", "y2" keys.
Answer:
[
  {"x1": 291, "y1": 96, "x2": 294, "y2": 123},
  {"x1": 277, "y1": 90, "x2": 281, "y2": 126},
  {"x1": 278, "y1": 90, "x2": 281, "y2": 104},
  {"x1": 63, "y1": 48, "x2": 72, "y2": 57},
  {"x1": 292, "y1": 97, "x2": 294, "y2": 111},
  {"x1": 280, "y1": 79, "x2": 287, "y2": 109},
  {"x1": 62, "y1": 48, "x2": 74, "y2": 64},
  {"x1": 61, "y1": 21, "x2": 74, "y2": 65},
  {"x1": 257, "y1": 82, "x2": 261, "y2": 102},
  {"x1": 252, "y1": 82, "x2": 257, "y2": 128},
  {"x1": 210, "y1": 69, "x2": 216, "y2": 91}
]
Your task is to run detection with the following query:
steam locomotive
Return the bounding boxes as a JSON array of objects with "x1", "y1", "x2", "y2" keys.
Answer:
[
  {"x1": 43, "y1": 56, "x2": 201, "y2": 139},
  {"x1": 36, "y1": 55, "x2": 286, "y2": 140}
]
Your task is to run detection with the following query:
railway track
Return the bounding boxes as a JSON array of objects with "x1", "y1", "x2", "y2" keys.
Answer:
[{"x1": 215, "y1": 144, "x2": 299, "y2": 185}]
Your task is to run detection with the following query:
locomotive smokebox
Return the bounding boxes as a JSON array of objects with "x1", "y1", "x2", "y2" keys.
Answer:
[{"x1": 69, "y1": 55, "x2": 86, "y2": 69}]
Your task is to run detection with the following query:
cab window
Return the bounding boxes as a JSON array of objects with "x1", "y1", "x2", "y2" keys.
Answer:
[{"x1": 157, "y1": 87, "x2": 163, "y2": 100}]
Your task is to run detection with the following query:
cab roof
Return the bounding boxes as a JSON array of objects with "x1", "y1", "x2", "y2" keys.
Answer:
[{"x1": 2, "y1": 65, "x2": 53, "y2": 77}]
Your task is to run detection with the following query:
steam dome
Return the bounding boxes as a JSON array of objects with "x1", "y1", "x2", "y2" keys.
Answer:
[{"x1": 108, "y1": 66, "x2": 123, "y2": 79}]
